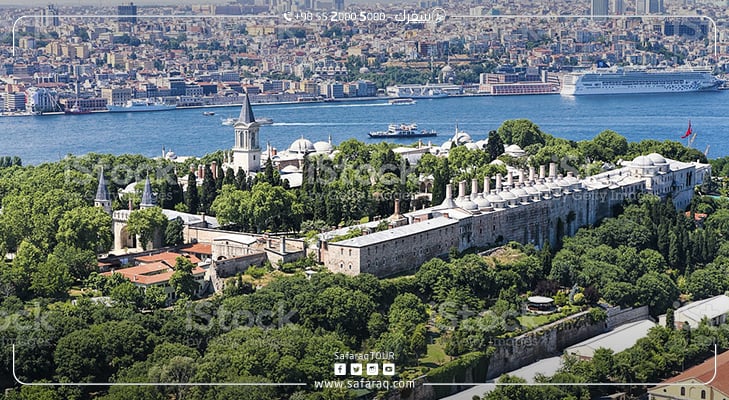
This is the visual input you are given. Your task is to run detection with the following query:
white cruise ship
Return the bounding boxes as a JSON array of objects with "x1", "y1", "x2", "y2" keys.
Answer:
[
  {"x1": 560, "y1": 67, "x2": 722, "y2": 95},
  {"x1": 386, "y1": 84, "x2": 449, "y2": 99},
  {"x1": 107, "y1": 100, "x2": 177, "y2": 112}
]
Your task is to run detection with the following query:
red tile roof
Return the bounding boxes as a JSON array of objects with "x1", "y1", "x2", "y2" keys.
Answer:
[
  {"x1": 102, "y1": 261, "x2": 205, "y2": 286},
  {"x1": 182, "y1": 243, "x2": 212, "y2": 255},
  {"x1": 135, "y1": 252, "x2": 201, "y2": 265},
  {"x1": 658, "y1": 349, "x2": 729, "y2": 396}
]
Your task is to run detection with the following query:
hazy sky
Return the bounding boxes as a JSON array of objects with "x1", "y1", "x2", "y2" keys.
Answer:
[{"x1": 0, "y1": 0, "x2": 412, "y2": 7}]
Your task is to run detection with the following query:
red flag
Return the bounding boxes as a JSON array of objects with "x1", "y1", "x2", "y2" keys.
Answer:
[{"x1": 681, "y1": 120, "x2": 692, "y2": 139}]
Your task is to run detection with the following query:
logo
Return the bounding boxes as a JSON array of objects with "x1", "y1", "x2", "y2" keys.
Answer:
[
  {"x1": 350, "y1": 363, "x2": 362, "y2": 376},
  {"x1": 382, "y1": 363, "x2": 395, "y2": 376},
  {"x1": 334, "y1": 363, "x2": 347, "y2": 376},
  {"x1": 366, "y1": 363, "x2": 379, "y2": 376}
]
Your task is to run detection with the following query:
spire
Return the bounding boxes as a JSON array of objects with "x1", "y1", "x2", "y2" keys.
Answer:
[
  {"x1": 237, "y1": 93, "x2": 255, "y2": 124},
  {"x1": 140, "y1": 174, "x2": 155, "y2": 209},
  {"x1": 95, "y1": 167, "x2": 110, "y2": 202}
]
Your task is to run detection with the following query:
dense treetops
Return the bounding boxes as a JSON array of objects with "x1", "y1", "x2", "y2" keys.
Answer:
[{"x1": 0, "y1": 121, "x2": 723, "y2": 399}]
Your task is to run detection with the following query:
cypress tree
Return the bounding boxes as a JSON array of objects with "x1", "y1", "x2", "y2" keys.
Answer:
[
  {"x1": 223, "y1": 167, "x2": 235, "y2": 186},
  {"x1": 200, "y1": 164, "x2": 217, "y2": 214},
  {"x1": 185, "y1": 172, "x2": 199, "y2": 214},
  {"x1": 235, "y1": 167, "x2": 247, "y2": 191}
]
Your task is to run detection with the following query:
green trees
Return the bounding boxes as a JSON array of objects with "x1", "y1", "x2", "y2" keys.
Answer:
[
  {"x1": 212, "y1": 182, "x2": 300, "y2": 232},
  {"x1": 496, "y1": 119, "x2": 547, "y2": 148},
  {"x1": 185, "y1": 172, "x2": 199, "y2": 214},
  {"x1": 164, "y1": 217, "x2": 185, "y2": 246},
  {"x1": 127, "y1": 207, "x2": 168, "y2": 250},
  {"x1": 56, "y1": 206, "x2": 112, "y2": 253},
  {"x1": 169, "y1": 256, "x2": 200, "y2": 298}
]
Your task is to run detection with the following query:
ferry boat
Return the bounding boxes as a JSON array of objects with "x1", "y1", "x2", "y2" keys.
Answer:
[
  {"x1": 222, "y1": 116, "x2": 273, "y2": 126},
  {"x1": 64, "y1": 100, "x2": 90, "y2": 115},
  {"x1": 388, "y1": 98, "x2": 416, "y2": 105},
  {"x1": 107, "y1": 100, "x2": 176, "y2": 113},
  {"x1": 369, "y1": 123, "x2": 437, "y2": 138},
  {"x1": 561, "y1": 67, "x2": 723, "y2": 95},
  {"x1": 386, "y1": 84, "x2": 449, "y2": 99}
]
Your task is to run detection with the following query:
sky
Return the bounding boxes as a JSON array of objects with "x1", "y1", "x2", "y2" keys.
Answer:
[{"x1": 0, "y1": 0, "x2": 408, "y2": 7}]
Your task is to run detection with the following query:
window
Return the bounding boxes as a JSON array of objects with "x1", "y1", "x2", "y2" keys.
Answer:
[
  {"x1": 681, "y1": 387, "x2": 685, "y2": 395},
  {"x1": 701, "y1": 389, "x2": 706, "y2": 399}
]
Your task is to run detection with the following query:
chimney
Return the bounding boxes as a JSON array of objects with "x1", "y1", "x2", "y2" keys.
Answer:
[
  {"x1": 471, "y1": 178, "x2": 479, "y2": 200},
  {"x1": 197, "y1": 164, "x2": 204, "y2": 179},
  {"x1": 496, "y1": 174, "x2": 502, "y2": 190},
  {"x1": 549, "y1": 162, "x2": 557, "y2": 178},
  {"x1": 519, "y1": 170, "x2": 525, "y2": 186},
  {"x1": 539, "y1": 165, "x2": 546, "y2": 180},
  {"x1": 458, "y1": 180, "x2": 467, "y2": 199},
  {"x1": 529, "y1": 166, "x2": 535, "y2": 182},
  {"x1": 506, "y1": 171, "x2": 513, "y2": 187},
  {"x1": 394, "y1": 198, "x2": 400, "y2": 215},
  {"x1": 280, "y1": 236, "x2": 286, "y2": 254},
  {"x1": 484, "y1": 176, "x2": 490, "y2": 194},
  {"x1": 211, "y1": 161, "x2": 218, "y2": 179},
  {"x1": 445, "y1": 183, "x2": 453, "y2": 200}
]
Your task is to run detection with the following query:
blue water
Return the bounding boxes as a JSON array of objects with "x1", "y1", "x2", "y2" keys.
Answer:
[{"x1": 2, "y1": 91, "x2": 728, "y2": 165}]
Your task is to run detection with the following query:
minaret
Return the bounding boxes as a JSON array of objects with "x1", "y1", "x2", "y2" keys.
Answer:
[
  {"x1": 94, "y1": 167, "x2": 112, "y2": 215},
  {"x1": 232, "y1": 94, "x2": 261, "y2": 174},
  {"x1": 140, "y1": 174, "x2": 155, "y2": 209}
]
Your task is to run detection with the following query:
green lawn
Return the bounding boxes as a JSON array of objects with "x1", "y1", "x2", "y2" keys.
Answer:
[
  {"x1": 420, "y1": 342, "x2": 448, "y2": 367},
  {"x1": 518, "y1": 314, "x2": 553, "y2": 329}
]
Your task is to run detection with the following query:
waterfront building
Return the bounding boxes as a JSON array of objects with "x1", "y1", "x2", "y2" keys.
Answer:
[{"x1": 321, "y1": 155, "x2": 710, "y2": 277}]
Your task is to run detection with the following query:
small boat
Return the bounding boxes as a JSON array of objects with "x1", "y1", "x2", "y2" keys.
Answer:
[
  {"x1": 257, "y1": 117, "x2": 274, "y2": 125},
  {"x1": 369, "y1": 123, "x2": 437, "y2": 138},
  {"x1": 221, "y1": 117, "x2": 236, "y2": 126},
  {"x1": 202, "y1": 111, "x2": 215, "y2": 116},
  {"x1": 388, "y1": 98, "x2": 416, "y2": 105},
  {"x1": 222, "y1": 116, "x2": 273, "y2": 126},
  {"x1": 64, "y1": 100, "x2": 90, "y2": 115}
]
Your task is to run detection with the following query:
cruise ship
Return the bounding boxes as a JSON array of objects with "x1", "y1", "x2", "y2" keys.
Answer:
[
  {"x1": 369, "y1": 123, "x2": 437, "y2": 138},
  {"x1": 560, "y1": 67, "x2": 722, "y2": 95},
  {"x1": 386, "y1": 84, "x2": 449, "y2": 99},
  {"x1": 107, "y1": 100, "x2": 177, "y2": 112}
]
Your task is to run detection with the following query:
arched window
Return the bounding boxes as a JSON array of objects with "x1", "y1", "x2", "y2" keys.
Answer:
[
  {"x1": 701, "y1": 389, "x2": 706, "y2": 399},
  {"x1": 680, "y1": 387, "x2": 685, "y2": 395}
]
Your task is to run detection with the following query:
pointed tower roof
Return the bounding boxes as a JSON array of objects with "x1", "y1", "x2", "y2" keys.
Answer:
[
  {"x1": 95, "y1": 167, "x2": 110, "y2": 202},
  {"x1": 140, "y1": 174, "x2": 155, "y2": 208},
  {"x1": 237, "y1": 93, "x2": 255, "y2": 124}
]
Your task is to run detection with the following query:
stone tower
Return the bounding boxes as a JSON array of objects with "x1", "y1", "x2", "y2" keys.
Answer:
[
  {"x1": 94, "y1": 167, "x2": 112, "y2": 215},
  {"x1": 232, "y1": 94, "x2": 261, "y2": 174}
]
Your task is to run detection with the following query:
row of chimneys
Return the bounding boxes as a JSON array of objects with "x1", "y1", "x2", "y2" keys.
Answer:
[
  {"x1": 189, "y1": 161, "x2": 220, "y2": 180},
  {"x1": 444, "y1": 162, "x2": 572, "y2": 199}
]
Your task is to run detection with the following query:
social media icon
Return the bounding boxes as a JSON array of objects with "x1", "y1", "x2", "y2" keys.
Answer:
[
  {"x1": 366, "y1": 363, "x2": 379, "y2": 376},
  {"x1": 334, "y1": 363, "x2": 347, "y2": 376},
  {"x1": 382, "y1": 363, "x2": 395, "y2": 376},
  {"x1": 350, "y1": 363, "x2": 362, "y2": 375}
]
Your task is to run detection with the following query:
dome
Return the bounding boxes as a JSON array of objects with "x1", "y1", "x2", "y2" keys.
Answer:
[
  {"x1": 490, "y1": 159, "x2": 505, "y2": 166},
  {"x1": 558, "y1": 179, "x2": 571, "y2": 187},
  {"x1": 441, "y1": 140, "x2": 453, "y2": 150},
  {"x1": 486, "y1": 193, "x2": 503, "y2": 203},
  {"x1": 632, "y1": 155, "x2": 654, "y2": 167},
  {"x1": 455, "y1": 196, "x2": 478, "y2": 211},
  {"x1": 165, "y1": 150, "x2": 177, "y2": 160},
  {"x1": 281, "y1": 165, "x2": 300, "y2": 174},
  {"x1": 454, "y1": 131, "x2": 472, "y2": 145},
  {"x1": 511, "y1": 187, "x2": 528, "y2": 197},
  {"x1": 474, "y1": 140, "x2": 488, "y2": 149},
  {"x1": 534, "y1": 183, "x2": 551, "y2": 193},
  {"x1": 473, "y1": 194, "x2": 491, "y2": 209},
  {"x1": 289, "y1": 137, "x2": 315, "y2": 153},
  {"x1": 465, "y1": 142, "x2": 479, "y2": 150},
  {"x1": 505, "y1": 144, "x2": 522, "y2": 152},
  {"x1": 524, "y1": 185, "x2": 540, "y2": 195},
  {"x1": 313, "y1": 141, "x2": 334, "y2": 153},
  {"x1": 499, "y1": 190, "x2": 517, "y2": 200},
  {"x1": 647, "y1": 153, "x2": 667, "y2": 164},
  {"x1": 359, "y1": 67, "x2": 370, "y2": 74}
]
